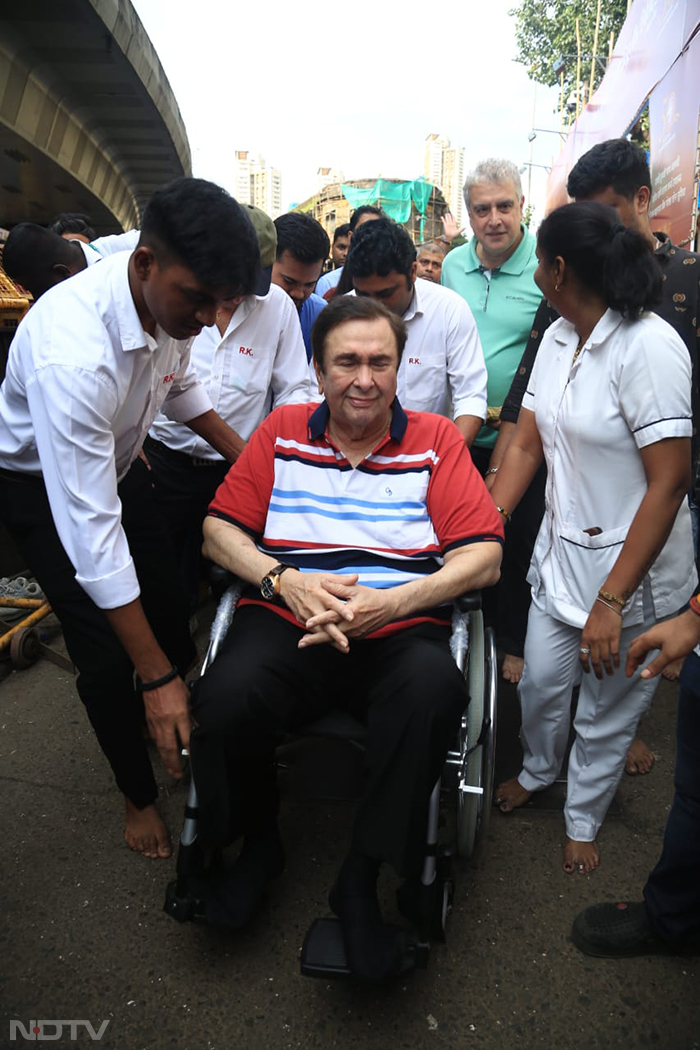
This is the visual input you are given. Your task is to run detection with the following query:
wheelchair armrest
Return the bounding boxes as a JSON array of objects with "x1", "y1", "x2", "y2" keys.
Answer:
[
  {"x1": 456, "y1": 591, "x2": 482, "y2": 613},
  {"x1": 207, "y1": 564, "x2": 237, "y2": 603}
]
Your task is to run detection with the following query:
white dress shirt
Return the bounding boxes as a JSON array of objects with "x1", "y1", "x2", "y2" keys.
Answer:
[
  {"x1": 149, "y1": 283, "x2": 314, "y2": 458},
  {"x1": 524, "y1": 308, "x2": 696, "y2": 628},
  {"x1": 352, "y1": 279, "x2": 487, "y2": 422},
  {"x1": 0, "y1": 252, "x2": 212, "y2": 610},
  {"x1": 77, "y1": 229, "x2": 140, "y2": 266}
]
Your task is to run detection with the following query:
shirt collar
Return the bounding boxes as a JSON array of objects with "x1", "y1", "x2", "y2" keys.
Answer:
[
  {"x1": 307, "y1": 397, "x2": 408, "y2": 444},
  {"x1": 389, "y1": 397, "x2": 408, "y2": 440},
  {"x1": 464, "y1": 224, "x2": 534, "y2": 275},
  {"x1": 222, "y1": 295, "x2": 254, "y2": 336},
  {"x1": 78, "y1": 241, "x2": 103, "y2": 267},
  {"x1": 347, "y1": 284, "x2": 422, "y2": 324},
  {"x1": 553, "y1": 307, "x2": 623, "y2": 349},
  {"x1": 402, "y1": 279, "x2": 422, "y2": 322},
  {"x1": 109, "y1": 252, "x2": 186, "y2": 354},
  {"x1": 653, "y1": 230, "x2": 674, "y2": 256}
]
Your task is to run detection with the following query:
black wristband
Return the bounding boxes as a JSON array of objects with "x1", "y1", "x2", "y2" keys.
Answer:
[{"x1": 140, "y1": 665, "x2": 179, "y2": 692}]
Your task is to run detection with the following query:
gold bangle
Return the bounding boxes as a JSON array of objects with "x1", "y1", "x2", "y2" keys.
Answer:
[
  {"x1": 598, "y1": 589, "x2": 625, "y2": 608},
  {"x1": 496, "y1": 506, "x2": 511, "y2": 524}
]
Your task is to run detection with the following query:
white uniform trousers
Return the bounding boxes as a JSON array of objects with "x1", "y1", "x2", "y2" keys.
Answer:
[{"x1": 517, "y1": 587, "x2": 661, "y2": 841}]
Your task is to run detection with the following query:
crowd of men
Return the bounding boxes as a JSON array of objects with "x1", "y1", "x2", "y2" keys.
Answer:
[{"x1": 0, "y1": 137, "x2": 698, "y2": 976}]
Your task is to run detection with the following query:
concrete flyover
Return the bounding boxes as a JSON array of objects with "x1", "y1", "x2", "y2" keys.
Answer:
[{"x1": 0, "y1": 0, "x2": 191, "y2": 234}]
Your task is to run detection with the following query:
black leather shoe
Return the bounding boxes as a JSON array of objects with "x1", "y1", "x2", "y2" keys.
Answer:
[{"x1": 572, "y1": 901, "x2": 699, "y2": 958}]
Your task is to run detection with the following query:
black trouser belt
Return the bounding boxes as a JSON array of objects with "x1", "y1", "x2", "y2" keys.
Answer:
[
  {"x1": 0, "y1": 466, "x2": 43, "y2": 484},
  {"x1": 144, "y1": 436, "x2": 225, "y2": 469}
]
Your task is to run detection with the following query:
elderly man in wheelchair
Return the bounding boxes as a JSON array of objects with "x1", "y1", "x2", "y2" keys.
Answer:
[{"x1": 182, "y1": 295, "x2": 503, "y2": 982}]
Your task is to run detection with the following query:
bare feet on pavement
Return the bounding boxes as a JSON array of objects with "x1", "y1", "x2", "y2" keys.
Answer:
[
  {"x1": 624, "y1": 736, "x2": 655, "y2": 775},
  {"x1": 563, "y1": 837, "x2": 599, "y2": 874},
  {"x1": 494, "y1": 777, "x2": 532, "y2": 812},
  {"x1": 502, "y1": 654, "x2": 524, "y2": 684},
  {"x1": 661, "y1": 657, "x2": 684, "y2": 682},
  {"x1": 124, "y1": 799, "x2": 171, "y2": 859}
]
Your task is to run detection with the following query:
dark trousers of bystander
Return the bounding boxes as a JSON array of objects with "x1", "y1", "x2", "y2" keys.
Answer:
[
  {"x1": 644, "y1": 650, "x2": 700, "y2": 943},
  {"x1": 0, "y1": 457, "x2": 195, "y2": 808},
  {"x1": 470, "y1": 444, "x2": 545, "y2": 658},
  {"x1": 189, "y1": 606, "x2": 466, "y2": 878},
  {"x1": 144, "y1": 436, "x2": 230, "y2": 613}
]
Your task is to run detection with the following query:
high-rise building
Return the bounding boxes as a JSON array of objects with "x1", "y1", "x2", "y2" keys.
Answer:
[
  {"x1": 423, "y1": 134, "x2": 448, "y2": 189},
  {"x1": 316, "y1": 166, "x2": 345, "y2": 194},
  {"x1": 423, "y1": 134, "x2": 465, "y2": 228},
  {"x1": 233, "y1": 151, "x2": 283, "y2": 219},
  {"x1": 442, "y1": 146, "x2": 465, "y2": 228}
]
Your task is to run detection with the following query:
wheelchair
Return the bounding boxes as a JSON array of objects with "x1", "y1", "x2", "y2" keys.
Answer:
[{"x1": 164, "y1": 578, "x2": 497, "y2": 978}]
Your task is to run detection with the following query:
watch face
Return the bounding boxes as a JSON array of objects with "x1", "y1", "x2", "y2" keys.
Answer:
[{"x1": 261, "y1": 575, "x2": 276, "y2": 600}]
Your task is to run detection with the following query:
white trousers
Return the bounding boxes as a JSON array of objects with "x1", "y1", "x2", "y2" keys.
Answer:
[{"x1": 517, "y1": 589, "x2": 661, "y2": 841}]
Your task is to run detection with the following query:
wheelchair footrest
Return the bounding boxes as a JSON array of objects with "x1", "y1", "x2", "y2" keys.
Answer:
[
  {"x1": 300, "y1": 918, "x2": 352, "y2": 978},
  {"x1": 300, "y1": 916, "x2": 426, "y2": 978}
]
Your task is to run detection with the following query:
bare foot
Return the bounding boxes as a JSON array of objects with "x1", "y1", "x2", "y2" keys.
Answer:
[
  {"x1": 494, "y1": 777, "x2": 532, "y2": 812},
  {"x1": 563, "y1": 838, "x2": 599, "y2": 874},
  {"x1": 624, "y1": 736, "x2": 655, "y2": 775},
  {"x1": 661, "y1": 657, "x2": 684, "y2": 682},
  {"x1": 124, "y1": 799, "x2": 171, "y2": 859},
  {"x1": 502, "y1": 653, "x2": 524, "y2": 684}
]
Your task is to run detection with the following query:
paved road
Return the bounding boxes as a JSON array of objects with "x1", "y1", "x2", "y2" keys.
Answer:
[{"x1": 1, "y1": 620, "x2": 698, "y2": 1050}]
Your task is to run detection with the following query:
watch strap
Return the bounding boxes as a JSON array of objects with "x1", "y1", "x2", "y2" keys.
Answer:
[
  {"x1": 260, "y1": 562, "x2": 297, "y2": 600},
  {"x1": 270, "y1": 562, "x2": 295, "y2": 595}
]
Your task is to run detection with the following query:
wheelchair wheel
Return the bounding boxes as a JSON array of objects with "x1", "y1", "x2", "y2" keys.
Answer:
[
  {"x1": 434, "y1": 851, "x2": 454, "y2": 940},
  {"x1": 10, "y1": 626, "x2": 41, "y2": 670},
  {"x1": 457, "y1": 614, "x2": 497, "y2": 859},
  {"x1": 396, "y1": 849, "x2": 453, "y2": 943}
]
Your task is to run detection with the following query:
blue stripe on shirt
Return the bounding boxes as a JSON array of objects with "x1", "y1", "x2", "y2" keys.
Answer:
[
  {"x1": 267, "y1": 502, "x2": 429, "y2": 522},
  {"x1": 271, "y1": 487, "x2": 425, "y2": 511}
]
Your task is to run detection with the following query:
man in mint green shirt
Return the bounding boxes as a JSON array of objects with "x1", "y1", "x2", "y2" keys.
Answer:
[
  {"x1": 441, "y1": 158, "x2": 543, "y2": 685},
  {"x1": 441, "y1": 159, "x2": 541, "y2": 454}
]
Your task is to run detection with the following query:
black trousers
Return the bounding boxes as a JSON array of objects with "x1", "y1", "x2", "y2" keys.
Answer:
[
  {"x1": 190, "y1": 606, "x2": 466, "y2": 878},
  {"x1": 0, "y1": 458, "x2": 195, "y2": 807},
  {"x1": 144, "y1": 437, "x2": 230, "y2": 613},
  {"x1": 644, "y1": 652, "x2": 700, "y2": 942},
  {"x1": 471, "y1": 445, "x2": 545, "y2": 658}
]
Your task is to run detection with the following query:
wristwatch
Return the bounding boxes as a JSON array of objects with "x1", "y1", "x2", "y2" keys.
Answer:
[{"x1": 260, "y1": 563, "x2": 297, "y2": 600}]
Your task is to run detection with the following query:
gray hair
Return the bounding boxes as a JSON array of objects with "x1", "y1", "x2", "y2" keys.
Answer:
[
  {"x1": 417, "y1": 241, "x2": 442, "y2": 255},
  {"x1": 463, "y1": 158, "x2": 523, "y2": 210}
]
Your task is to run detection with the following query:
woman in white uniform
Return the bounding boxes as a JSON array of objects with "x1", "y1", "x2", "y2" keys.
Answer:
[{"x1": 490, "y1": 202, "x2": 696, "y2": 875}]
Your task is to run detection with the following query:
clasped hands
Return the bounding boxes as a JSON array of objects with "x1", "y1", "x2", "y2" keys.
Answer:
[{"x1": 281, "y1": 570, "x2": 398, "y2": 653}]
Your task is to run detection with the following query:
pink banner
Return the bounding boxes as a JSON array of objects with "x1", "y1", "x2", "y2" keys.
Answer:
[
  {"x1": 545, "y1": 0, "x2": 700, "y2": 214},
  {"x1": 648, "y1": 32, "x2": 700, "y2": 246}
]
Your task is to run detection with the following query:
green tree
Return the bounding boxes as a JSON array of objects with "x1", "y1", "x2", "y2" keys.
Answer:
[{"x1": 510, "y1": 0, "x2": 628, "y2": 116}]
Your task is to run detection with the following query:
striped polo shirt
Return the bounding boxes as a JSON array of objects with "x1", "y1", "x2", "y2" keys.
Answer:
[{"x1": 208, "y1": 399, "x2": 504, "y2": 637}]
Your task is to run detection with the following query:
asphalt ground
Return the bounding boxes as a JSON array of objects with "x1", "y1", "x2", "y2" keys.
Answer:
[{"x1": 1, "y1": 611, "x2": 698, "y2": 1050}]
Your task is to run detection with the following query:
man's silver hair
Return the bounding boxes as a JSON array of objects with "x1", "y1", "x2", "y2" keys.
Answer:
[
  {"x1": 417, "y1": 241, "x2": 442, "y2": 255},
  {"x1": 463, "y1": 159, "x2": 523, "y2": 210}
]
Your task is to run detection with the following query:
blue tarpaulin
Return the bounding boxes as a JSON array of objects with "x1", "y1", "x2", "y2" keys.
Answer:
[{"x1": 340, "y1": 179, "x2": 434, "y2": 237}]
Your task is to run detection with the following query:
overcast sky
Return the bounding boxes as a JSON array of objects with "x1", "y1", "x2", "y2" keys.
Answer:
[{"x1": 131, "y1": 0, "x2": 563, "y2": 223}]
